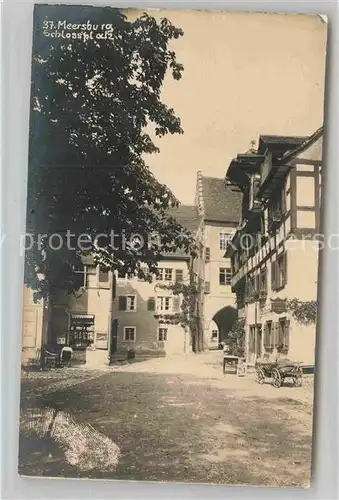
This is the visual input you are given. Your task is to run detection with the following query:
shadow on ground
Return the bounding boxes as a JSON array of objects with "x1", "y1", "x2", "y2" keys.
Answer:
[{"x1": 19, "y1": 371, "x2": 312, "y2": 487}]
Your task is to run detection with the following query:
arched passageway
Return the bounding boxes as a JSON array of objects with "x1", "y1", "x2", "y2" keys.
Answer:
[{"x1": 212, "y1": 306, "x2": 238, "y2": 343}]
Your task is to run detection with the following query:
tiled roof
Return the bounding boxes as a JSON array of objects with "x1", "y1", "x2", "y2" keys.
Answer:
[
  {"x1": 167, "y1": 204, "x2": 201, "y2": 234},
  {"x1": 161, "y1": 205, "x2": 201, "y2": 260},
  {"x1": 258, "y1": 135, "x2": 307, "y2": 155},
  {"x1": 201, "y1": 176, "x2": 242, "y2": 223}
]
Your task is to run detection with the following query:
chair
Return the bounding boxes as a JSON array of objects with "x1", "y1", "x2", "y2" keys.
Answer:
[{"x1": 43, "y1": 348, "x2": 60, "y2": 369}]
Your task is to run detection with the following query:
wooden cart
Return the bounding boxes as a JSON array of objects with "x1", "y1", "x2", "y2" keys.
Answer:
[{"x1": 255, "y1": 359, "x2": 302, "y2": 388}]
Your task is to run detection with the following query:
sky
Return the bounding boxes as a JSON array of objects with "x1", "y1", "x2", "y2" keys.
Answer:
[{"x1": 134, "y1": 10, "x2": 327, "y2": 205}]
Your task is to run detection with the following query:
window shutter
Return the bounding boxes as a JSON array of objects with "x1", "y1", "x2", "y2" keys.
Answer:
[
  {"x1": 173, "y1": 296, "x2": 180, "y2": 312},
  {"x1": 278, "y1": 321, "x2": 284, "y2": 348},
  {"x1": 283, "y1": 252, "x2": 287, "y2": 286},
  {"x1": 205, "y1": 247, "x2": 210, "y2": 262},
  {"x1": 118, "y1": 296, "x2": 127, "y2": 311},
  {"x1": 112, "y1": 274, "x2": 117, "y2": 300},
  {"x1": 255, "y1": 274, "x2": 259, "y2": 292},
  {"x1": 284, "y1": 319, "x2": 290, "y2": 349},
  {"x1": 263, "y1": 323, "x2": 268, "y2": 348},
  {"x1": 245, "y1": 280, "x2": 249, "y2": 298},
  {"x1": 273, "y1": 322, "x2": 279, "y2": 348},
  {"x1": 147, "y1": 297, "x2": 156, "y2": 312},
  {"x1": 271, "y1": 261, "x2": 276, "y2": 291},
  {"x1": 268, "y1": 323, "x2": 274, "y2": 348},
  {"x1": 175, "y1": 269, "x2": 184, "y2": 282},
  {"x1": 281, "y1": 188, "x2": 286, "y2": 214}
]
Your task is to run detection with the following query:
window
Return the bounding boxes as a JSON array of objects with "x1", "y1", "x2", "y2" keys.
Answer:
[
  {"x1": 83, "y1": 265, "x2": 96, "y2": 288},
  {"x1": 147, "y1": 297, "x2": 156, "y2": 311},
  {"x1": 175, "y1": 269, "x2": 184, "y2": 282},
  {"x1": 124, "y1": 326, "x2": 136, "y2": 341},
  {"x1": 263, "y1": 321, "x2": 273, "y2": 349},
  {"x1": 245, "y1": 274, "x2": 257, "y2": 299},
  {"x1": 158, "y1": 328, "x2": 168, "y2": 341},
  {"x1": 220, "y1": 233, "x2": 232, "y2": 250},
  {"x1": 271, "y1": 252, "x2": 287, "y2": 290},
  {"x1": 157, "y1": 296, "x2": 172, "y2": 312},
  {"x1": 205, "y1": 247, "x2": 210, "y2": 262},
  {"x1": 259, "y1": 267, "x2": 267, "y2": 293},
  {"x1": 118, "y1": 295, "x2": 136, "y2": 311},
  {"x1": 249, "y1": 325, "x2": 256, "y2": 353},
  {"x1": 276, "y1": 253, "x2": 286, "y2": 288},
  {"x1": 165, "y1": 268, "x2": 173, "y2": 281},
  {"x1": 157, "y1": 268, "x2": 173, "y2": 281},
  {"x1": 219, "y1": 268, "x2": 232, "y2": 286},
  {"x1": 278, "y1": 318, "x2": 290, "y2": 351},
  {"x1": 98, "y1": 266, "x2": 110, "y2": 286},
  {"x1": 268, "y1": 188, "x2": 286, "y2": 226},
  {"x1": 69, "y1": 314, "x2": 95, "y2": 345}
]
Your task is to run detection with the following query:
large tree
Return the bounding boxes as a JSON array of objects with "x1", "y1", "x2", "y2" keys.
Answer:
[{"x1": 25, "y1": 5, "x2": 194, "y2": 301}]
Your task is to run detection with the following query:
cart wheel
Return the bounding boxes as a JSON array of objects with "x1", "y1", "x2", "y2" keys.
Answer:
[
  {"x1": 293, "y1": 373, "x2": 303, "y2": 387},
  {"x1": 272, "y1": 368, "x2": 282, "y2": 388},
  {"x1": 256, "y1": 369, "x2": 265, "y2": 384}
]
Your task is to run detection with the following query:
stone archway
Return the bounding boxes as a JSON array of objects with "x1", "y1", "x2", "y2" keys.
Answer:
[{"x1": 211, "y1": 306, "x2": 238, "y2": 344}]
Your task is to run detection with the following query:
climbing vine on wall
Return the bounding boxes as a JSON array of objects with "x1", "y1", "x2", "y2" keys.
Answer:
[
  {"x1": 285, "y1": 298, "x2": 317, "y2": 325},
  {"x1": 156, "y1": 281, "x2": 200, "y2": 333}
]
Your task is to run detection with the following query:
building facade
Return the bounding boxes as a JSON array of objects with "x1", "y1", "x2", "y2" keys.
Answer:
[
  {"x1": 225, "y1": 127, "x2": 323, "y2": 367},
  {"x1": 112, "y1": 205, "x2": 200, "y2": 359},
  {"x1": 112, "y1": 257, "x2": 190, "y2": 359},
  {"x1": 49, "y1": 258, "x2": 115, "y2": 364},
  {"x1": 34, "y1": 206, "x2": 200, "y2": 365},
  {"x1": 21, "y1": 285, "x2": 48, "y2": 365},
  {"x1": 194, "y1": 172, "x2": 242, "y2": 349}
]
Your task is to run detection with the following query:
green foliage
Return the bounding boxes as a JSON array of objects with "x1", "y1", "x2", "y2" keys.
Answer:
[
  {"x1": 285, "y1": 298, "x2": 317, "y2": 325},
  {"x1": 157, "y1": 281, "x2": 200, "y2": 332},
  {"x1": 226, "y1": 318, "x2": 245, "y2": 357},
  {"x1": 25, "y1": 5, "x2": 193, "y2": 300}
]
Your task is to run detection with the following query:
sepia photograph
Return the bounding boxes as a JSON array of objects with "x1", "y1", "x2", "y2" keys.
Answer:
[{"x1": 19, "y1": 4, "x2": 327, "y2": 487}]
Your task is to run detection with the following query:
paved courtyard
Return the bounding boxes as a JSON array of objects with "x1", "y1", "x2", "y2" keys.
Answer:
[{"x1": 19, "y1": 351, "x2": 314, "y2": 487}]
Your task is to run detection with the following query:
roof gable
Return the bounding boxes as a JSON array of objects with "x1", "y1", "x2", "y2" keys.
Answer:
[{"x1": 258, "y1": 135, "x2": 307, "y2": 156}]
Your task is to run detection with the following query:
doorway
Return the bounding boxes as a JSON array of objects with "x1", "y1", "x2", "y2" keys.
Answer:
[
  {"x1": 109, "y1": 318, "x2": 119, "y2": 357},
  {"x1": 256, "y1": 324, "x2": 262, "y2": 359},
  {"x1": 249, "y1": 325, "x2": 256, "y2": 363}
]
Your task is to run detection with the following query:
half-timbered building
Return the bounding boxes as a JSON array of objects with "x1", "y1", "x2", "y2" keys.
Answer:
[{"x1": 225, "y1": 127, "x2": 323, "y2": 367}]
